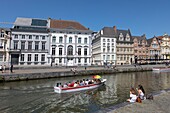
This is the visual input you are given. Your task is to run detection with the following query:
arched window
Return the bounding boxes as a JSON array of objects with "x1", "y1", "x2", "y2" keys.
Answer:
[
  {"x1": 67, "y1": 45, "x2": 73, "y2": 55},
  {"x1": 69, "y1": 37, "x2": 72, "y2": 43},
  {"x1": 52, "y1": 36, "x2": 56, "y2": 43}
]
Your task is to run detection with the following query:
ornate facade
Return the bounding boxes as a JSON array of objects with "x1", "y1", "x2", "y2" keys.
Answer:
[
  {"x1": 48, "y1": 19, "x2": 93, "y2": 66},
  {"x1": 0, "y1": 28, "x2": 11, "y2": 65}
]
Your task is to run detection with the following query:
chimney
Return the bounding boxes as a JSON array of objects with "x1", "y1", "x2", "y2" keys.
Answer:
[{"x1": 113, "y1": 26, "x2": 117, "y2": 33}]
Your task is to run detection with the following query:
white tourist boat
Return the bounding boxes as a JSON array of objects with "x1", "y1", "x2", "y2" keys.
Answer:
[
  {"x1": 54, "y1": 79, "x2": 107, "y2": 93},
  {"x1": 152, "y1": 67, "x2": 170, "y2": 72}
]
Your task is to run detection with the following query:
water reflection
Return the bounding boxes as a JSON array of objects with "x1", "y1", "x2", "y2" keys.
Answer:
[{"x1": 0, "y1": 71, "x2": 170, "y2": 113}]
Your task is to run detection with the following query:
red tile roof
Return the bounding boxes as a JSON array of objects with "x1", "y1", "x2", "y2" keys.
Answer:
[{"x1": 50, "y1": 19, "x2": 88, "y2": 30}]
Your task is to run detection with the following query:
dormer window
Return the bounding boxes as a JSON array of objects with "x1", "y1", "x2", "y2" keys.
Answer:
[
  {"x1": 119, "y1": 33, "x2": 124, "y2": 41},
  {"x1": 126, "y1": 34, "x2": 130, "y2": 41}
]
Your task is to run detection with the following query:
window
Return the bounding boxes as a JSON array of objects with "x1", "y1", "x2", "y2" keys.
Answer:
[
  {"x1": 28, "y1": 42, "x2": 32, "y2": 50},
  {"x1": 67, "y1": 45, "x2": 73, "y2": 55},
  {"x1": 41, "y1": 54, "x2": 45, "y2": 61},
  {"x1": 59, "y1": 37, "x2": 63, "y2": 43},
  {"x1": 84, "y1": 48, "x2": 87, "y2": 55},
  {"x1": 35, "y1": 42, "x2": 39, "y2": 50},
  {"x1": 14, "y1": 41, "x2": 18, "y2": 50},
  {"x1": 52, "y1": 47, "x2": 55, "y2": 55},
  {"x1": 0, "y1": 54, "x2": 3, "y2": 61},
  {"x1": 69, "y1": 37, "x2": 72, "y2": 43},
  {"x1": 35, "y1": 54, "x2": 38, "y2": 61},
  {"x1": 14, "y1": 35, "x2": 18, "y2": 39},
  {"x1": 107, "y1": 39, "x2": 110, "y2": 42},
  {"x1": 36, "y1": 36, "x2": 39, "y2": 39},
  {"x1": 78, "y1": 58, "x2": 81, "y2": 63},
  {"x1": 59, "y1": 48, "x2": 62, "y2": 55},
  {"x1": 78, "y1": 37, "x2": 81, "y2": 43},
  {"x1": 112, "y1": 55, "x2": 114, "y2": 60},
  {"x1": 84, "y1": 58, "x2": 87, "y2": 63},
  {"x1": 84, "y1": 38, "x2": 87, "y2": 44},
  {"x1": 103, "y1": 48, "x2": 105, "y2": 52},
  {"x1": 52, "y1": 36, "x2": 56, "y2": 43},
  {"x1": 59, "y1": 58, "x2": 62, "y2": 63},
  {"x1": 28, "y1": 54, "x2": 31, "y2": 61},
  {"x1": 21, "y1": 54, "x2": 24, "y2": 61},
  {"x1": 21, "y1": 42, "x2": 25, "y2": 50},
  {"x1": 42, "y1": 36, "x2": 45, "y2": 40},
  {"x1": 112, "y1": 39, "x2": 114, "y2": 42},
  {"x1": 78, "y1": 48, "x2": 81, "y2": 55},
  {"x1": 29, "y1": 35, "x2": 32, "y2": 39},
  {"x1": 103, "y1": 39, "x2": 106, "y2": 42},
  {"x1": 0, "y1": 32, "x2": 4, "y2": 37},
  {"x1": 42, "y1": 42, "x2": 45, "y2": 50},
  {"x1": 22, "y1": 35, "x2": 25, "y2": 39}
]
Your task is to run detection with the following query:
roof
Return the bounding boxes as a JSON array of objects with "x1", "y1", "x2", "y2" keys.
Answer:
[
  {"x1": 101, "y1": 26, "x2": 133, "y2": 42},
  {"x1": 132, "y1": 34, "x2": 146, "y2": 41},
  {"x1": 50, "y1": 19, "x2": 89, "y2": 30},
  {"x1": 14, "y1": 17, "x2": 48, "y2": 27}
]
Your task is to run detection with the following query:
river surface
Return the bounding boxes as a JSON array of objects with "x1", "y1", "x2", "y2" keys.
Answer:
[{"x1": 0, "y1": 71, "x2": 170, "y2": 113}]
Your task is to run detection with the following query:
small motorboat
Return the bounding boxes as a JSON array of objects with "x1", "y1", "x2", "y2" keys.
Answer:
[
  {"x1": 152, "y1": 67, "x2": 170, "y2": 72},
  {"x1": 54, "y1": 79, "x2": 107, "y2": 93}
]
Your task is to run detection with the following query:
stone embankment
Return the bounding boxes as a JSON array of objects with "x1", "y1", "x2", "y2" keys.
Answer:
[
  {"x1": 0, "y1": 64, "x2": 166, "y2": 82},
  {"x1": 103, "y1": 89, "x2": 170, "y2": 113}
]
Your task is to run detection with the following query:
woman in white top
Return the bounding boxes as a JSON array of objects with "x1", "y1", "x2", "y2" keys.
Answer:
[
  {"x1": 137, "y1": 84, "x2": 145, "y2": 100},
  {"x1": 127, "y1": 88, "x2": 137, "y2": 103}
]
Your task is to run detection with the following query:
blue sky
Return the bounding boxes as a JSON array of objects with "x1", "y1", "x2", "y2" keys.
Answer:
[{"x1": 0, "y1": 0, "x2": 170, "y2": 38}]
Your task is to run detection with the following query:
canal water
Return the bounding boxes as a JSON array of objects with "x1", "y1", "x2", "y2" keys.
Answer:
[{"x1": 0, "y1": 71, "x2": 170, "y2": 113}]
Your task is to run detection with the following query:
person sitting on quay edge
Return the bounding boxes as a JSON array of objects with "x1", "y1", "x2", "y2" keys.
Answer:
[
  {"x1": 137, "y1": 84, "x2": 145, "y2": 100},
  {"x1": 127, "y1": 87, "x2": 137, "y2": 103}
]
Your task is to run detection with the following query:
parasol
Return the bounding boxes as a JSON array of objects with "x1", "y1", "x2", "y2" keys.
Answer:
[{"x1": 93, "y1": 75, "x2": 101, "y2": 79}]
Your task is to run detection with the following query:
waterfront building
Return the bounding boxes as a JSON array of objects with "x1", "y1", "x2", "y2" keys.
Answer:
[
  {"x1": 115, "y1": 26, "x2": 134, "y2": 65},
  {"x1": 158, "y1": 33, "x2": 170, "y2": 59},
  {"x1": 11, "y1": 17, "x2": 50, "y2": 65},
  {"x1": 48, "y1": 18, "x2": 93, "y2": 66},
  {"x1": 147, "y1": 36, "x2": 161, "y2": 60},
  {"x1": 92, "y1": 27, "x2": 117, "y2": 66},
  {"x1": 133, "y1": 34, "x2": 149, "y2": 64},
  {"x1": 0, "y1": 28, "x2": 11, "y2": 65}
]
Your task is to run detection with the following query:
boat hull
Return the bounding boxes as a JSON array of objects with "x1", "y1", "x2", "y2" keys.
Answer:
[
  {"x1": 152, "y1": 67, "x2": 170, "y2": 72},
  {"x1": 54, "y1": 79, "x2": 106, "y2": 93}
]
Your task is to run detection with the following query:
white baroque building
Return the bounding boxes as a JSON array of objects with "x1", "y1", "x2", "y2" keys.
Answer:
[
  {"x1": 0, "y1": 28, "x2": 11, "y2": 65},
  {"x1": 48, "y1": 19, "x2": 93, "y2": 66},
  {"x1": 92, "y1": 27, "x2": 117, "y2": 65},
  {"x1": 10, "y1": 17, "x2": 50, "y2": 65}
]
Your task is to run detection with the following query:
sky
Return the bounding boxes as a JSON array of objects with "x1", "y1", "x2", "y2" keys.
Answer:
[{"x1": 0, "y1": 0, "x2": 170, "y2": 38}]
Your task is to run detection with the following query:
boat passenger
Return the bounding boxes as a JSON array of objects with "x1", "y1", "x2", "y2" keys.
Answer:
[
  {"x1": 68, "y1": 82, "x2": 74, "y2": 87},
  {"x1": 74, "y1": 82, "x2": 79, "y2": 87},
  {"x1": 96, "y1": 79, "x2": 101, "y2": 84},
  {"x1": 85, "y1": 79, "x2": 89, "y2": 85},
  {"x1": 83, "y1": 79, "x2": 86, "y2": 84},
  {"x1": 79, "y1": 80, "x2": 85, "y2": 86},
  {"x1": 63, "y1": 83, "x2": 68, "y2": 88},
  {"x1": 88, "y1": 80, "x2": 93, "y2": 84}
]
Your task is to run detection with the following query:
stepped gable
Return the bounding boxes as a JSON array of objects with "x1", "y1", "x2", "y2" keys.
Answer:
[{"x1": 50, "y1": 19, "x2": 88, "y2": 30}]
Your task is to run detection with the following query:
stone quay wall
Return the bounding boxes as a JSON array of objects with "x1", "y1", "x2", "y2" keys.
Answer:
[{"x1": 0, "y1": 66, "x2": 153, "y2": 82}]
